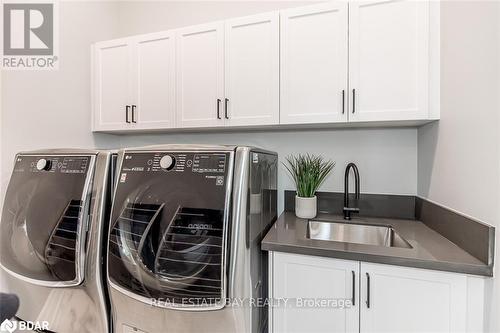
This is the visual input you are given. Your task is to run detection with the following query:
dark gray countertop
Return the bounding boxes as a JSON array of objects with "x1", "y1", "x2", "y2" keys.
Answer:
[{"x1": 262, "y1": 212, "x2": 492, "y2": 276}]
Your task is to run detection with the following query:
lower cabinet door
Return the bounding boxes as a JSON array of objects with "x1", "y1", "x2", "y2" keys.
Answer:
[
  {"x1": 360, "y1": 262, "x2": 467, "y2": 333},
  {"x1": 271, "y1": 252, "x2": 359, "y2": 333}
]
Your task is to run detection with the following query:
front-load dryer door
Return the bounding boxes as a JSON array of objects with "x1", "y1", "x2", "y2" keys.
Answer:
[
  {"x1": 0, "y1": 154, "x2": 95, "y2": 286},
  {"x1": 108, "y1": 151, "x2": 233, "y2": 310}
]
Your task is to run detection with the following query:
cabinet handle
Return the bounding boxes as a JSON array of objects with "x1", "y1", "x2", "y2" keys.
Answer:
[
  {"x1": 351, "y1": 270, "x2": 355, "y2": 306},
  {"x1": 224, "y1": 98, "x2": 229, "y2": 119},
  {"x1": 342, "y1": 90, "x2": 346, "y2": 114},
  {"x1": 131, "y1": 105, "x2": 137, "y2": 123},
  {"x1": 125, "y1": 105, "x2": 130, "y2": 123},
  {"x1": 217, "y1": 99, "x2": 221, "y2": 119},
  {"x1": 366, "y1": 272, "x2": 370, "y2": 308},
  {"x1": 352, "y1": 89, "x2": 356, "y2": 114}
]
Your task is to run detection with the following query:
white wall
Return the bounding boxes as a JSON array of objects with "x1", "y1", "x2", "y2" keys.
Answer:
[
  {"x1": 0, "y1": 1, "x2": 122, "y2": 196},
  {"x1": 119, "y1": 129, "x2": 417, "y2": 213},
  {"x1": 116, "y1": 1, "x2": 316, "y2": 36},
  {"x1": 418, "y1": 1, "x2": 500, "y2": 226},
  {"x1": 417, "y1": 1, "x2": 500, "y2": 331}
]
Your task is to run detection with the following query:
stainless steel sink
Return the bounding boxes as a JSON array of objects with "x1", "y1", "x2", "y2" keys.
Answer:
[{"x1": 307, "y1": 220, "x2": 412, "y2": 248}]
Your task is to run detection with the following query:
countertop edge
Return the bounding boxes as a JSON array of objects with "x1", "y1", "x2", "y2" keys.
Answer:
[
  {"x1": 261, "y1": 211, "x2": 494, "y2": 277},
  {"x1": 262, "y1": 241, "x2": 493, "y2": 277}
]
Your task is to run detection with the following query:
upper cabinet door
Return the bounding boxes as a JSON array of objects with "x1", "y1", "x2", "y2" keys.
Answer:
[
  {"x1": 133, "y1": 32, "x2": 176, "y2": 129},
  {"x1": 360, "y1": 262, "x2": 467, "y2": 333},
  {"x1": 280, "y1": 2, "x2": 348, "y2": 125},
  {"x1": 92, "y1": 39, "x2": 133, "y2": 131},
  {"x1": 224, "y1": 12, "x2": 279, "y2": 127},
  {"x1": 349, "y1": 0, "x2": 430, "y2": 122},
  {"x1": 271, "y1": 252, "x2": 359, "y2": 333},
  {"x1": 176, "y1": 22, "x2": 225, "y2": 128}
]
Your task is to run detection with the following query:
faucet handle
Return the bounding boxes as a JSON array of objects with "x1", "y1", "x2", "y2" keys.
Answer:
[{"x1": 343, "y1": 207, "x2": 360, "y2": 220}]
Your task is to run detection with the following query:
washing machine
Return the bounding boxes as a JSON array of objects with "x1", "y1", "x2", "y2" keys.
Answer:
[
  {"x1": 107, "y1": 144, "x2": 277, "y2": 333},
  {"x1": 0, "y1": 149, "x2": 116, "y2": 332}
]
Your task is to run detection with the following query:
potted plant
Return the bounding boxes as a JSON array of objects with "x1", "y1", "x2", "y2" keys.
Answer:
[{"x1": 283, "y1": 154, "x2": 335, "y2": 219}]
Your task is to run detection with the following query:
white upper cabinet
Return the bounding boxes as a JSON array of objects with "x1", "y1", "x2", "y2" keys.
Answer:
[
  {"x1": 92, "y1": 39, "x2": 133, "y2": 131},
  {"x1": 360, "y1": 262, "x2": 467, "y2": 332},
  {"x1": 271, "y1": 252, "x2": 359, "y2": 333},
  {"x1": 133, "y1": 31, "x2": 176, "y2": 129},
  {"x1": 224, "y1": 12, "x2": 279, "y2": 127},
  {"x1": 280, "y1": 2, "x2": 349, "y2": 124},
  {"x1": 92, "y1": 34, "x2": 176, "y2": 132},
  {"x1": 176, "y1": 22, "x2": 225, "y2": 128},
  {"x1": 349, "y1": 0, "x2": 430, "y2": 122},
  {"x1": 92, "y1": 1, "x2": 439, "y2": 132}
]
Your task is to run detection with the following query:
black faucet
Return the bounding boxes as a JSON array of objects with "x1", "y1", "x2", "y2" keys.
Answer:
[{"x1": 344, "y1": 163, "x2": 360, "y2": 220}]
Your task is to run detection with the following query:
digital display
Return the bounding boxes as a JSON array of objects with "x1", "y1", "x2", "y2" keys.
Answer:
[
  {"x1": 192, "y1": 154, "x2": 226, "y2": 173},
  {"x1": 60, "y1": 157, "x2": 89, "y2": 174}
]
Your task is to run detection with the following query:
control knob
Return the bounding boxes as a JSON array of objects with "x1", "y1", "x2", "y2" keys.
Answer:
[
  {"x1": 159, "y1": 155, "x2": 175, "y2": 170},
  {"x1": 36, "y1": 158, "x2": 51, "y2": 171}
]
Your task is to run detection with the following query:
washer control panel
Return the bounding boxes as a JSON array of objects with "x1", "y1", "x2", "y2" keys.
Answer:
[
  {"x1": 192, "y1": 154, "x2": 226, "y2": 173},
  {"x1": 122, "y1": 152, "x2": 227, "y2": 174},
  {"x1": 36, "y1": 158, "x2": 51, "y2": 171},
  {"x1": 14, "y1": 155, "x2": 91, "y2": 174},
  {"x1": 159, "y1": 155, "x2": 175, "y2": 170}
]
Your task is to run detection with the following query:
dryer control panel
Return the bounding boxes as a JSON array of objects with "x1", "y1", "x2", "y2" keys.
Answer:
[
  {"x1": 14, "y1": 155, "x2": 90, "y2": 174},
  {"x1": 121, "y1": 152, "x2": 227, "y2": 174}
]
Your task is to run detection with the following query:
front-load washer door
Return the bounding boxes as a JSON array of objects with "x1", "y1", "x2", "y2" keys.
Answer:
[
  {"x1": 0, "y1": 154, "x2": 95, "y2": 286},
  {"x1": 108, "y1": 151, "x2": 233, "y2": 310}
]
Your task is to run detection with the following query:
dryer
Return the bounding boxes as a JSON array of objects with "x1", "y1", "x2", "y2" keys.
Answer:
[
  {"x1": 0, "y1": 149, "x2": 115, "y2": 332},
  {"x1": 107, "y1": 145, "x2": 277, "y2": 333}
]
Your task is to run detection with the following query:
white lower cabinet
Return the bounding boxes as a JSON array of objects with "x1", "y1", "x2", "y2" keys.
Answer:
[
  {"x1": 360, "y1": 262, "x2": 466, "y2": 333},
  {"x1": 270, "y1": 252, "x2": 475, "y2": 333},
  {"x1": 271, "y1": 252, "x2": 359, "y2": 333}
]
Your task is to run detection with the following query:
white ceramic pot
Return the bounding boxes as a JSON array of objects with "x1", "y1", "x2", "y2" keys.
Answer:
[{"x1": 295, "y1": 195, "x2": 317, "y2": 219}]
